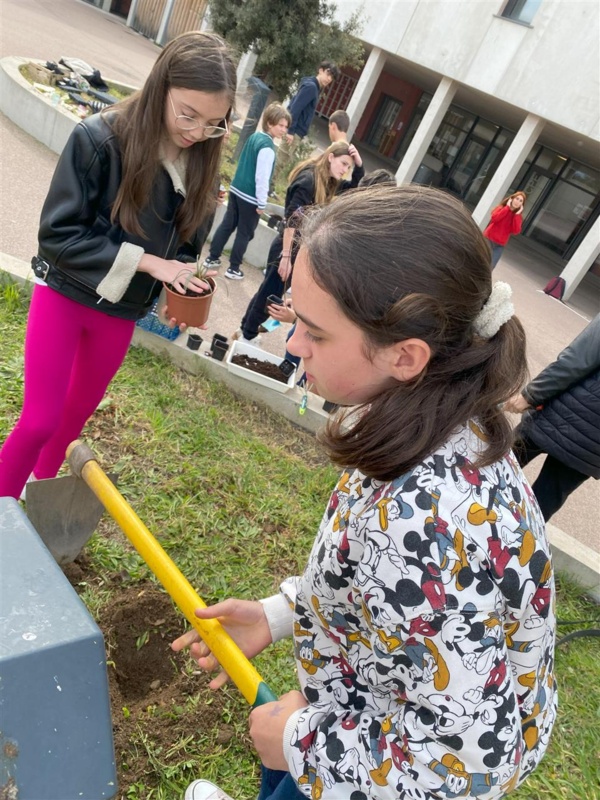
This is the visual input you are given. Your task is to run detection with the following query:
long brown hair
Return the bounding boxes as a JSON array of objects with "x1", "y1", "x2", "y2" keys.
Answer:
[
  {"x1": 300, "y1": 185, "x2": 528, "y2": 480},
  {"x1": 495, "y1": 190, "x2": 527, "y2": 212},
  {"x1": 288, "y1": 142, "x2": 351, "y2": 205},
  {"x1": 108, "y1": 32, "x2": 236, "y2": 241}
]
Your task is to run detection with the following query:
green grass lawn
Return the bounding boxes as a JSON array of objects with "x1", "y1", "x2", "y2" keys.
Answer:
[{"x1": 1, "y1": 275, "x2": 598, "y2": 799}]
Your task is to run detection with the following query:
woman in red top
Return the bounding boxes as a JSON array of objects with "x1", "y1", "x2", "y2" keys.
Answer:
[{"x1": 484, "y1": 191, "x2": 526, "y2": 269}]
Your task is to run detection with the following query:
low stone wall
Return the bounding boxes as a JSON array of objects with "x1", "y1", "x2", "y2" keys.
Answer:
[
  {"x1": 0, "y1": 56, "x2": 79, "y2": 154},
  {"x1": 0, "y1": 252, "x2": 329, "y2": 437},
  {"x1": 208, "y1": 203, "x2": 279, "y2": 270}
]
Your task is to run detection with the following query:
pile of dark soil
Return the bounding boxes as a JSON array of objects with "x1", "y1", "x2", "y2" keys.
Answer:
[
  {"x1": 64, "y1": 559, "x2": 241, "y2": 794},
  {"x1": 231, "y1": 354, "x2": 288, "y2": 384}
]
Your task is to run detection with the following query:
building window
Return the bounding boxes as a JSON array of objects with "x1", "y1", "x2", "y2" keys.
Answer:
[{"x1": 501, "y1": 0, "x2": 542, "y2": 25}]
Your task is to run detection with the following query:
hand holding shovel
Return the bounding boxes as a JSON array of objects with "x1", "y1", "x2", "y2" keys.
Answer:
[
  {"x1": 66, "y1": 440, "x2": 277, "y2": 708},
  {"x1": 171, "y1": 598, "x2": 272, "y2": 690}
]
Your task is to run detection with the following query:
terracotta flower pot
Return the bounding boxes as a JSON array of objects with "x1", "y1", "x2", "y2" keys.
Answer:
[{"x1": 163, "y1": 277, "x2": 216, "y2": 328}]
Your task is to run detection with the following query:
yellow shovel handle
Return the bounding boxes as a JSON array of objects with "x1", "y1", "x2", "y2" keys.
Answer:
[{"x1": 67, "y1": 441, "x2": 276, "y2": 708}]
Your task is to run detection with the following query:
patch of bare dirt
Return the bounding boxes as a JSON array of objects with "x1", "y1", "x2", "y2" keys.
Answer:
[{"x1": 64, "y1": 560, "x2": 240, "y2": 794}]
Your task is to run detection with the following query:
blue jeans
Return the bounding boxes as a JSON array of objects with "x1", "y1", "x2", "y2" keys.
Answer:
[
  {"x1": 490, "y1": 242, "x2": 504, "y2": 269},
  {"x1": 257, "y1": 766, "x2": 305, "y2": 800}
]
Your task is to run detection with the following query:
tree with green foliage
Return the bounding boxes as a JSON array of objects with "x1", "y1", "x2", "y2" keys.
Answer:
[{"x1": 207, "y1": 0, "x2": 364, "y2": 98}]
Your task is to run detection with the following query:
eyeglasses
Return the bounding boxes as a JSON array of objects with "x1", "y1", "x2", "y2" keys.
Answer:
[{"x1": 168, "y1": 92, "x2": 229, "y2": 138}]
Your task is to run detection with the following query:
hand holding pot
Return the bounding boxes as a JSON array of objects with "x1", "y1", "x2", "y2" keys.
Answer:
[
  {"x1": 138, "y1": 254, "x2": 214, "y2": 294},
  {"x1": 171, "y1": 598, "x2": 272, "y2": 690}
]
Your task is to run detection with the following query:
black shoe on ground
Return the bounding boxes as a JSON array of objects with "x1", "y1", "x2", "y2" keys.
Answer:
[
  {"x1": 203, "y1": 257, "x2": 221, "y2": 269},
  {"x1": 225, "y1": 267, "x2": 244, "y2": 280}
]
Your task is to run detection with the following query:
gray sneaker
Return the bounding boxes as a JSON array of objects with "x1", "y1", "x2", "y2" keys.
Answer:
[{"x1": 203, "y1": 257, "x2": 221, "y2": 269}]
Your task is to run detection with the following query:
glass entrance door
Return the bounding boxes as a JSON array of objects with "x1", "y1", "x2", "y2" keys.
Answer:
[
  {"x1": 445, "y1": 138, "x2": 487, "y2": 196},
  {"x1": 367, "y1": 96, "x2": 403, "y2": 157},
  {"x1": 520, "y1": 170, "x2": 553, "y2": 222},
  {"x1": 526, "y1": 182, "x2": 598, "y2": 256}
]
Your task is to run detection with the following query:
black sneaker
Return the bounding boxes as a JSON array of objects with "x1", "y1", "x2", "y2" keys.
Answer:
[
  {"x1": 203, "y1": 257, "x2": 221, "y2": 269},
  {"x1": 225, "y1": 267, "x2": 244, "y2": 280}
]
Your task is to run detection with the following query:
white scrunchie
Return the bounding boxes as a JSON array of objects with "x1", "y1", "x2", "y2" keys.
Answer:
[{"x1": 473, "y1": 281, "x2": 514, "y2": 339}]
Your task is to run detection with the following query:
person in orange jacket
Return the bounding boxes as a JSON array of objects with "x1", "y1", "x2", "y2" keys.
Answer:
[{"x1": 484, "y1": 191, "x2": 526, "y2": 268}]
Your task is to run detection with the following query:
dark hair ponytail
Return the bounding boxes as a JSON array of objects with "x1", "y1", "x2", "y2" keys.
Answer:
[{"x1": 300, "y1": 185, "x2": 528, "y2": 480}]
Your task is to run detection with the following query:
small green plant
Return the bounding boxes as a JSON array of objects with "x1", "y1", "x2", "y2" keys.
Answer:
[{"x1": 135, "y1": 630, "x2": 150, "y2": 650}]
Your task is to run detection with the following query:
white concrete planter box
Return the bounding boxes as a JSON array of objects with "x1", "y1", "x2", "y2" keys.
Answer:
[{"x1": 227, "y1": 339, "x2": 296, "y2": 393}]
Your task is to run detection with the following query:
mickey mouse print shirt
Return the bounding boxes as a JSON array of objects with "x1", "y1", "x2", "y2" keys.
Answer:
[{"x1": 261, "y1": 422, "x2": 557, "y2": 799}]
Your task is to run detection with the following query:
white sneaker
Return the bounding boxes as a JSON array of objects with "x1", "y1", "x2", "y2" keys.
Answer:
[
  {"x1": 184, "y1": 779, "x2": 235, "y2": 800},
  {"x1": 19, "y1": 473, "x2": 38, "y2": 501},
  {"x1": 232, "y1": 329, "x2": 261, "y2": 345}
]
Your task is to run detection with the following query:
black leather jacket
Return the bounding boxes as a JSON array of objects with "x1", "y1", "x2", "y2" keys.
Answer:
[{"x1": 33, "y1": 111, "x2": 208, "y2": 320}]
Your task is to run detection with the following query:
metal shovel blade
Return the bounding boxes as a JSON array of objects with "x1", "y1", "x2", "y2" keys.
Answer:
[{"x1": 25, "y1": 474, "x2": 114, "y2": 565}]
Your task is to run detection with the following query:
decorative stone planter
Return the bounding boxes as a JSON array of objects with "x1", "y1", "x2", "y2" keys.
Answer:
[{"x1": 0, "y1": 56, "x2": 138, "y2": 155}]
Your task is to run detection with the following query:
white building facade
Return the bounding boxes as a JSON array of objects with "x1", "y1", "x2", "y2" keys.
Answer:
[{"x1": 316, "y1": 0, "x2": 600, "y2": 299}]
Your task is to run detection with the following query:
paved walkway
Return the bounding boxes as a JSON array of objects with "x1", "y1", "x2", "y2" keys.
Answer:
[{"x1": 0, "y1": 0, "x2": 598, "y2": 557}]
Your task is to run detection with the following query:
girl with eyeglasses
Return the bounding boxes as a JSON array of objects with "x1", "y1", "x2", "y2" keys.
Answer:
[{"x1": 0, "y1": 32, "x2": 237, "y2": 501}]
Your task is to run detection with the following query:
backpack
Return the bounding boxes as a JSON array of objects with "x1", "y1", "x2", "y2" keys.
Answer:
[{"x1": 543, "y1": 276, "x2": 566, "y2": 300}]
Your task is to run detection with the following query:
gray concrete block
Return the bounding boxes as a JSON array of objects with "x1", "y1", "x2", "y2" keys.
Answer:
[{"x1": 0, "y1": 498, "x2": 117, "y2": 799}]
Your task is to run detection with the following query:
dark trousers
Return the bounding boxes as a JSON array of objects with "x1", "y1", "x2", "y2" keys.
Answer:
[
  {"x1": 257, "y1": 766, "x2": 304, "y2": 800},
  {"x1": 513, "y1": 427, "x2": 590, "y2": 521},
  {"x1": 285, "y1": 323, "x2": 301, "y2": 368},
  {"x1": 240, "y1": 235, "x2": 286, "y2": 339},
  {"x1": 209, "y1": 192, "x2": 260, "y2": 270}
]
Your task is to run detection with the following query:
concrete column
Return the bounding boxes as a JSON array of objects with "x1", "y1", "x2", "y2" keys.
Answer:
[
  {"x1": 236, "y1": 50, "x2": 258, "y2": 98},
  {"x1": 345, "y1": 47, "x2": 386, "y2": 139},
  {"x1": 560, "y1": 217, "x2": 600, "y2": 301},
  {"x1": 126, "y1": 0, "x2": 140, "y2": 28},
  {"x1": 394, "y1": 76, "x2": 457, "y2": 185},
  {"x1": 156, "y1": 0, "x2": 176, "y2": 46},
  {"x1": 100, "y1": 0, "x2": 112, "y2": 11},
  {"x1": 472, "y1": 113, "x2": 545, "y2": 228}
]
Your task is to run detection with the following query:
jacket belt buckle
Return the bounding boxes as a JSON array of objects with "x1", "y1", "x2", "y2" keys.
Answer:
[{"x1": 33, "y1": 257, "x2": 51, "y2": 281}]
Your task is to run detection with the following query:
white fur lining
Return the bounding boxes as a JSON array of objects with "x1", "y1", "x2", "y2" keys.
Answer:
[
  {"x1": 96, "y1": 242, "x2": 145, "y2": 303},
  {"x1": 160, "y1": 148, "x2": 187, "y2": 196}
]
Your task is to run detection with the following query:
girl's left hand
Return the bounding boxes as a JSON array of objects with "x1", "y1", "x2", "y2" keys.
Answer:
[
  {"x1": 159, "y1": 311, "x2": 210, "y2": 332},
  {"x1": 278, "y1": 256, "x2": 293, "y2": 282},
  {"x1": 504, "y1": 393, "x2": 530, "y2": 414},
  {"x1": 347, "y1": 143, "x2": 363, "y2": 167},
  {"x1": 268, "y1": 298, "x2": 296, "y2": 324},
  {"x1": 249, "y1": 691, "x2": 307, "y2": 770}
]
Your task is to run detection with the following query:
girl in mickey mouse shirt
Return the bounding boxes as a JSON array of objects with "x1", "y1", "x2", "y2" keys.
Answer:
[{"x1": 174, "y1": 185, "x2": 556, "y2": 800}]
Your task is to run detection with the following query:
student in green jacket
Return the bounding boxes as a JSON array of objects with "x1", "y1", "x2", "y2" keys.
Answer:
[{"x1": 204, "y1": 103, "x2": 291, "y2": 280}]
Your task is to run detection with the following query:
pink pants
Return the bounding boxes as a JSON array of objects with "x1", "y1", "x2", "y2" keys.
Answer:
[{"x1": 0, "y1": 285, "x2": 135, "y2": 499}]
